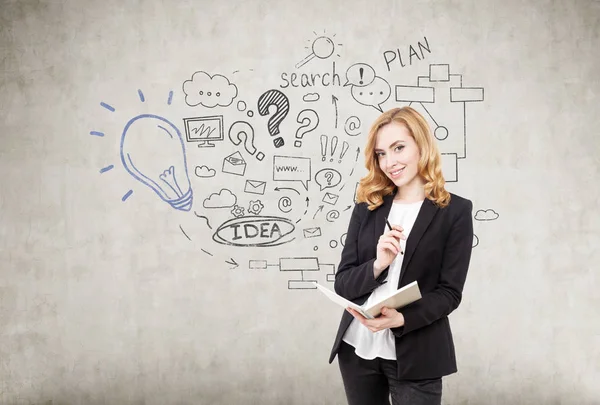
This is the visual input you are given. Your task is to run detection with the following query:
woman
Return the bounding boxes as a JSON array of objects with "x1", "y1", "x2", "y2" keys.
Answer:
[{"x1": 328, "y1": 106, "x2": 474, "y2": 405}]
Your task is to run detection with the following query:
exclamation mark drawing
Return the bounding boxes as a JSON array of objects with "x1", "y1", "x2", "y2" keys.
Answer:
[
  {"x1": 359, "y1": 67, "x2": 364, "y2": 85},
  {"x1": 338, "y1": 141, "x2": 349, "y2": 163},
  {"x1": 320, "y1": 134, "x2": 328, "y2": 162},
  {"x1": 329, "y1": 135, "x2": 338, "y2": 162}
]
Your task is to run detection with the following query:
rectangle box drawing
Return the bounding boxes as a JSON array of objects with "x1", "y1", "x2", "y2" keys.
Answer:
[
  {"x1": 289, "y1": 280, "x2": 318, "y2": 290},
  {"x1": 279, "y1": 257, "x2": 319, "y2": 272},
  {"x1": 441, "y1": 153, "x2": 458, "y2": 182},
  {"x1": 320, "y1": 264, "x2": 336, "y2": 283},
  {"x1": 450, "y1": 87, "x2": 484, "y2": 102},
  {"x1": 249, "y1": 260, "x2": 268, "y2": 270},
  {"x1": 395, "y1": 85, "x2": 435, "y2": 103},
  {"x1": 429, "y1": 64, "x2": 450, "y2": 82}
]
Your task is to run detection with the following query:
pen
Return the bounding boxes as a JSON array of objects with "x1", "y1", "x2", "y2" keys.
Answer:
[{"x1": 385, "y1": 217, "x2": 404, "y2": 255}]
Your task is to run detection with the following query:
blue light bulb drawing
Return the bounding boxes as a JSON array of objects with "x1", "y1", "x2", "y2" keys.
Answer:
[{"x1": 120, "y1": 114, "x2": 193, "y2": 211}]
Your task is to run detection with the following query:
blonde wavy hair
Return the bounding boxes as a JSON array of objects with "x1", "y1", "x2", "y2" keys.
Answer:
[{"x1": 356, "y1": 106, "x2": 450, "y2": 210}]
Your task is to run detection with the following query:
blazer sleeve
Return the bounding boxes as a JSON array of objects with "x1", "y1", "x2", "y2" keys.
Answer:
[
  {"x1": 392, "y1": 199, "x2": 474, "y2": 337},
  {"x1": 334, "y1": 203, "x2": 389, "y2": 301}
]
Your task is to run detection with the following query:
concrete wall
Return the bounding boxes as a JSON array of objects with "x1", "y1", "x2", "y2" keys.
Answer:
[{"x1": 1, "y1": 0, "x2": 599, "y2": 403}]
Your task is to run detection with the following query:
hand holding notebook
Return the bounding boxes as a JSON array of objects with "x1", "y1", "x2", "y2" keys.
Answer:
[{"x1": 313, "y1": 280, "x2": 422, "y2": 320}]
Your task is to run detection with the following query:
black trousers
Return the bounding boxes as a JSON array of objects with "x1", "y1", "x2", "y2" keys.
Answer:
[{"x1": 337, "y1": 341, "x2": 442, "y2": 405}]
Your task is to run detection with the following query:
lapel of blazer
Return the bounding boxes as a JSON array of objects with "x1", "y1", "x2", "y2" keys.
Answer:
[{"x1": 398, "y1": 197, "x2": 439, "y2": 286}]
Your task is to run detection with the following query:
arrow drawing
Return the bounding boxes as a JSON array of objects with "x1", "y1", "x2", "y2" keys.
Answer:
[
  {"x1": 340, "y1": 147, "x2": 362, "y2": 191},
  {"x1": 296, "y1": 197, "x2": 310, "y2": 224},
  {"x1": 349, "y1": 146, "x2": 361, "y2": 177},
  {"x1": 332, "y1": 95, "x2": 339, "y2": 128},
  {"x1": 313, "y1": 204, "x2": 324, "y2": 220},
  {"x1": 275, "y1": 186, "x2": 301, "y2": 195},
  {"x1": 226, "y1": 258, "x2": 239, "y2": 269}
]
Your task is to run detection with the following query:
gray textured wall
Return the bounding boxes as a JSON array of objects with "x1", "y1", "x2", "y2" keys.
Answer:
[{"x1": 1, "y1": 0, "x2": 599, "y2": 404}]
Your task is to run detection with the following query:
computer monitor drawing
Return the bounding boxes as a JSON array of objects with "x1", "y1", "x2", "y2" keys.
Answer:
[{"x1": 183, "y1": 115, "x2": 224, "y2": 147}]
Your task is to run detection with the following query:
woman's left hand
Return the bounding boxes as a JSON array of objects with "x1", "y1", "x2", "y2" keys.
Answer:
[{"x1": 346, "y1": 307, "x2": 405, "y2": 333}]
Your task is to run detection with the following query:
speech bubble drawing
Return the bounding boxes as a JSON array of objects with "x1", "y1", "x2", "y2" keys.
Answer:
[
  {"x1": 351, "y1": 76, "x2": 391, "y2": 112},
  {"x1": 273, "y1": 155, "x2": 311, "y2": 191},
  {"x1": 344, "y1": 63, "x2": 376, "y2": 87},
  {"x1": 182, "y1": 71, "x2": 238, "y2": 108},
  {"x1": 315, "y1": 168, "x2": 342, "y2": 191}
]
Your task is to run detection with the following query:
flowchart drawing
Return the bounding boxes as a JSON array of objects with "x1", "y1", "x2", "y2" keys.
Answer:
[
  {"x1": 395, "y1": 64, "x2": 484, "y2": 182},
  {"x1": 249, "y1": 256, "x2": 336, "y2": 290}
]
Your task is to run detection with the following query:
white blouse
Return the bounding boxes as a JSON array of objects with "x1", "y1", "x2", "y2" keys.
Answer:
[{"x1": 342, "y1": 199, "x2": 424, "y2": 360}]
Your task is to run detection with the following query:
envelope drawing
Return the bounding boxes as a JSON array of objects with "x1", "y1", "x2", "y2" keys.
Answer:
[
  {"x1": 303, "y1": 227, "x2": 322, "y2": 239},
  {"x1": 244, "y1": 179, "x2": 266, "y2": 195},
  {"x1": 322, "y1": 192, "x2": 339, "y2": 206},
  {"x1": 222, "y1": 151, "x2": 246, "y2": 176}
]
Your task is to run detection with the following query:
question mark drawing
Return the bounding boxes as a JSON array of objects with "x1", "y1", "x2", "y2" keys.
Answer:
[
  {"x1": 324, "y1": 171, "x2": 334, "y2": 186},
  {"x1": 294, "y1": 109, "x2": 320, "y2": 147},
  {"x1": 257, "y1": 89, "x2": 290, "y2": 148},
  {"x1": 228, "y1": 121, "x2": 265, "y2": 161}
]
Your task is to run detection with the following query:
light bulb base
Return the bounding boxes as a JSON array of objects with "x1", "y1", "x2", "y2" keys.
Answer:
[{"x1": 169, "y1": 188, "x2": 193, "y2": 211}]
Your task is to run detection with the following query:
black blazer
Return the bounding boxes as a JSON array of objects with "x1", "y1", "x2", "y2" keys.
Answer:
[{"x1": 329, "y1": 191, "x2": 474, "y2": 380}]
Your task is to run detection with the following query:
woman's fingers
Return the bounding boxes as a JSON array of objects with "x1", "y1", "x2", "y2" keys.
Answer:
[
  {"x1": 379, "y1": 237, "x2": 399, "y2": 249},
  {"x1": 389, "y1": 229, "x2": 407, "y2": 240},
  {"x1": 381, "y1": 229, "x2": 406, "y2": 241},
  {"x1": 380, "y1": 234, "x2": 401, "y2": 245},
  {"x1": 379, "y1": 241, "x2": 400, "y2": 255},
  {"x1": 383, "y1": 244, "x2": 398, "y2": 255},
  {"x1": 380, "y1": 236, "x2": 401, "y2": 249}
]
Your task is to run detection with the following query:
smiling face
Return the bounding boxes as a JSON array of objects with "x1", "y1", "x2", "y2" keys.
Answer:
[
  {"x1": 357, "y1": 106, "x2": 450, "y2": 210},
  {"x1": 374, "y1": 121, "x2": 423, "y2": 190}
]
